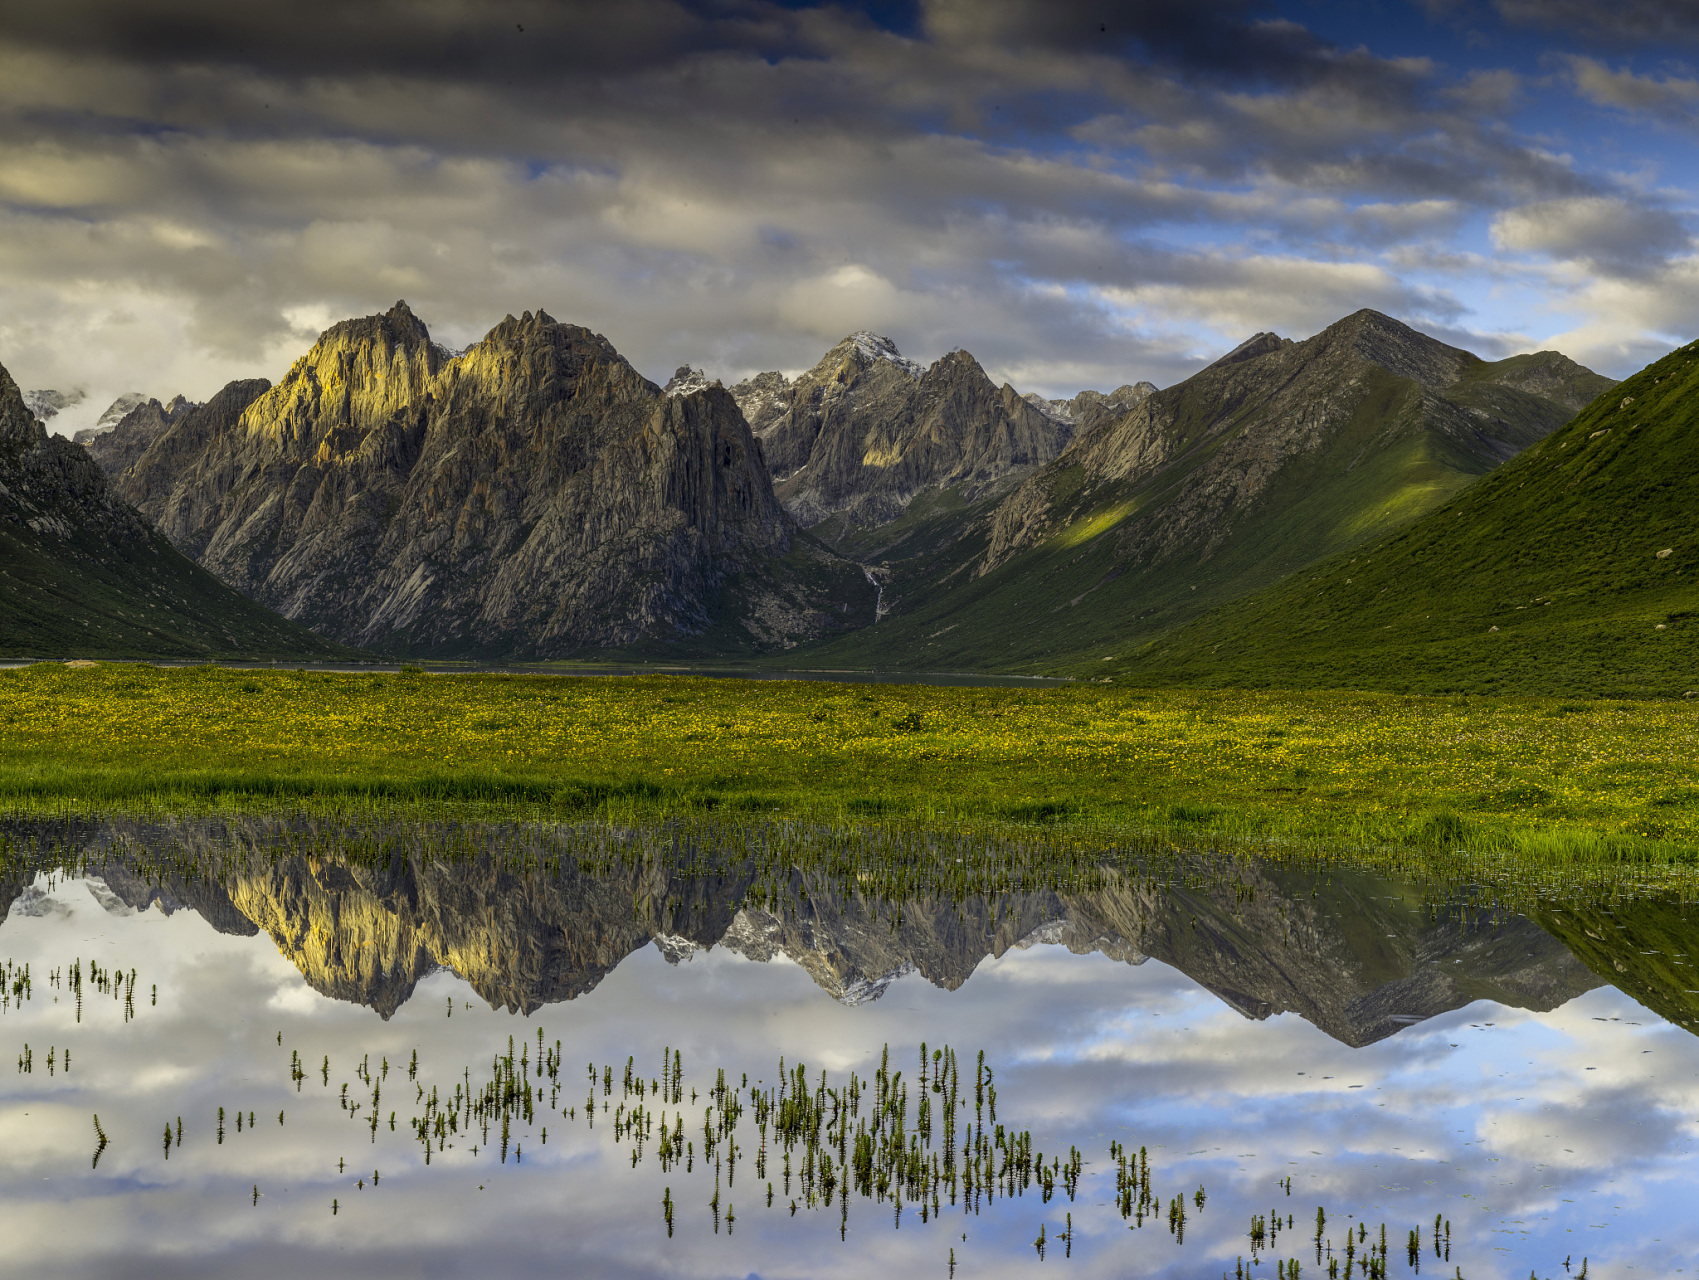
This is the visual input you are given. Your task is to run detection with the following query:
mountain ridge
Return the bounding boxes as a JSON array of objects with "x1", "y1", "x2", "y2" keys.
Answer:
[
  {"x1": 728, "y1": 331, "x2": 1076, "y2": 532},
  {"x1": 787, "y1": 308, "x2": 1615, "y2": 674},
  {"x1": 1110, "y1": 334, "x2": 1699, "y2": 696},
  {"x1": 120, "y1": 302, "x2": 875, "y2": 657}
]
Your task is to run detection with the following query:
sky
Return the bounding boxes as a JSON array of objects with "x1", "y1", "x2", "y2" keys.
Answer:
[{"x1": 5, "y1": 0, "x2": 1699, "y2": 432}]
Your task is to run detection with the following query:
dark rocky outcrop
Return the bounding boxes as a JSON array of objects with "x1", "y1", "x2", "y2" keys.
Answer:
[{"x1": 120, "y1": 303, "x2": 870, "y2": 656}]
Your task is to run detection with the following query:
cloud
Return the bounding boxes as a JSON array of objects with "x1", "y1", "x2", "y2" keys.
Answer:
[
  {"x1": 0, "y1": 0, "x2": 1685, "y2": 416},
  {"x1": 1490, "y1": 196, "x2": 1692, "y2": 276},
  {"x1": 1566, "y1": 56, "x2": 1699, "y2": 123},
  {"x1": 1494, "y1": 0, "x2": 1699, "y2": 44}
]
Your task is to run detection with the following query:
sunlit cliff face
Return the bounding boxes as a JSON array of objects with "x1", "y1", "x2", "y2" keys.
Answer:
[{"x1": 3, "y1": 1, "x2": 1699, "y2": 419}]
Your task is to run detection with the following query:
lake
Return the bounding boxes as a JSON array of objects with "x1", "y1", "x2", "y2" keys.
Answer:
[{"x1": 0, "y1": 816, "x2": 1693, "y2": 1278}]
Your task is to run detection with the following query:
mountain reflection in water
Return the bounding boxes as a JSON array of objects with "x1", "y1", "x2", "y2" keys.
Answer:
[
  {"x1": 0, "y1": 815, "x2": 1695, "y2": 1280},
  {"x1": 0, "y1": 815, "x2": 1682, "y2": 1039}
]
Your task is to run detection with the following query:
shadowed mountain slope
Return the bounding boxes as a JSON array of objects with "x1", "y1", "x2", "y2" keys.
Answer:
[{"x1": 0, "y1": 358, "x2": 346, "y2": 660}]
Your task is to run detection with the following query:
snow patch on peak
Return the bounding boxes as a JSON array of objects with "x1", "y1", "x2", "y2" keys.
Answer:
[
  {"x1": 653, "y1": 933, "x2": 705, "y2": 965},
  {"x1": 1023, "y1": 392, "x2": 1076, "y2": 424},
  {"x1": 663, "y1": 365, "x2": 717, "y2": 397},
  {"x1": 845, "y1": 331, "x2": 922, "y2": 379},
  {"x1": 92, "y1": 393, "x2": 148, "y2": 434},
  {"x1": 23, "y1": 388, "x2": 86, "y2": 423},
  {"x1": 836, "y1": 961, "x2": 917, "y2": 1007}
]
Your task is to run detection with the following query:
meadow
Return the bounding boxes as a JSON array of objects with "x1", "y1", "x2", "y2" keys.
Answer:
[{"x1": 2, "y1": 661, "x2": 1697, "y2": 868}]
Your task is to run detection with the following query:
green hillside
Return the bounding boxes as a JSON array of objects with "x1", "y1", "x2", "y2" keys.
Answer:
[
  {"x1": 1110, "y1": 341, "x2": 1699, "y2": 696},
  {"x1": 789, "y1": 312, "x2": 1611, "y2": 675},
  {"x1": 0, "y1": 519, "x2": 354, "y2": 660}
]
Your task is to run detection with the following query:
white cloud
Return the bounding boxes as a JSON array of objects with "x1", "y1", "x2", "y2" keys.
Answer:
[{"x1": 1490, "y1": 196, "x2": 1692, "y2": 275}]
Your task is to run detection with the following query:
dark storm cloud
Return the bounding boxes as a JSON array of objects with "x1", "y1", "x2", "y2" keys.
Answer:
[
  {"x1": 0, "y1": 0, "x2": 1689, "y2": 416},
  {"x1": 925, "y1": 0, "x2": 1329, "y2": 79},
  {"x1": 1493, "y1": 0, "x2": 1699, "y2": 45},
  {"x1": 0, "y1": 0, "x2": 811, "y2": 82}
]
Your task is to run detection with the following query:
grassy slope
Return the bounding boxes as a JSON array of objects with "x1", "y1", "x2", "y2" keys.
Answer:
[
  {"x1": 1114, "y1": 343, "x2": 1699, "y2": 696},
  {"x1": 788, "y1": 357, "x2": 1606, "y2": 676},
  {"x1": 0, "y1": 521, "x2": 352, "y2": 660},
  {"x1": 5, "y1": 664, "x2": 1699, "y2": 864}
]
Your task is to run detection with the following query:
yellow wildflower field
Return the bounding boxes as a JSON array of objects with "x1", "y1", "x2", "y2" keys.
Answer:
[{"x1": 0, "y1": 662, "x2": 1694, "y2": 863}]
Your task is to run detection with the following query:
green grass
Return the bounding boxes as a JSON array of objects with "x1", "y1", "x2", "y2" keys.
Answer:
[
  {"x1": 1115, "y1": 340, "x2": 1699, "y2": 695},
  {"x1": 4, "y1": 662, "x2": 1699, "y2": 868}
]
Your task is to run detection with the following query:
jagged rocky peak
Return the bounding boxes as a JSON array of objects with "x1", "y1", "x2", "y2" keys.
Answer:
[
  {"x1": 1312, "y1": 308, "x2": 1476, "y2": 391},
  {"x1": 662, "y1": 365, "x2": 716, "y2": 397},
  {"x1": 1209, "y1": 330, "x2": 1292, "y2": 369},
  {"x1": 92, "y1": 393, "x2": 150, "y2": 433},
  {"x1": 112, "y1": 301, "x2": 861, "y2": 657},
  {"x1": 78, "y1": 393, "x2": 200, "y2": 479},
  {"x1": 727, "y1": 369, "x2": 795, "y2": 433},
  {"x1": 841, "y1": 330, "x2": 923, "y2": 378},
  {"x1": 1023, "y1": 381, "x2": 1159, "y2": 427},
  {"x1": 1022, "y1": 391, "x2": 1071, "y2": 422},
  {"x1": 243, "y1": 300, "x2": 445, "y2": 449},
  {"x1": 445, "y1": 308, "x2": 656, "y2": 409},
  {"x1": 752, "y1": 330, "x2": 1074, "y2": 530}
]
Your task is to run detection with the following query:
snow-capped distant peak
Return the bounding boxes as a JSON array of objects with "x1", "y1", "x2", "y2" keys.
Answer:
[
  {"x1": 662, "y1": 365, "x2": 716, "y2": 397},
  {"x1": 845, "y1": 331, "x2": 923, "y2": 379},
  {"x1": 1022, "y1": 391, "x2": 1076, "y2": 424},
  {"x1": 88, "y1": 393, "x2": 148, "y2": 436},
  {"x1": 23, "y1": 388, "x2": 87, "y2": 423}
]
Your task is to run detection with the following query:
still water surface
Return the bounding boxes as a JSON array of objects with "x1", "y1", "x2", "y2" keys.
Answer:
[{"x1": 0, "y1": 821, "x2": 1695, "y2": 1279}]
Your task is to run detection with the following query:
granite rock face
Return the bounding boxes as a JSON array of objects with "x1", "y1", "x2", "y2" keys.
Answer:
[
  {"x1": 727, "y1": 332, "x2": 1074, "y2": 529},
  {"x1": 119, "y1": 302, "x2": 854, "y2": 656}
]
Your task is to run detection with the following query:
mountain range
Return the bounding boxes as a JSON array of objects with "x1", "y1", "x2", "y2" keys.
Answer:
[
  {"x1": 1115, "y1": 336, "x2": 1699, "y2": 696},
  {"x1": 797, "y1": 309, "x2": 1615, "y2": 675},
  {"x1": 106, "y1": 303, "x2": 875, "y2": 657},
  {"x1": 14, "y1": 299, "x2": 1685, "y2": 694}
]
